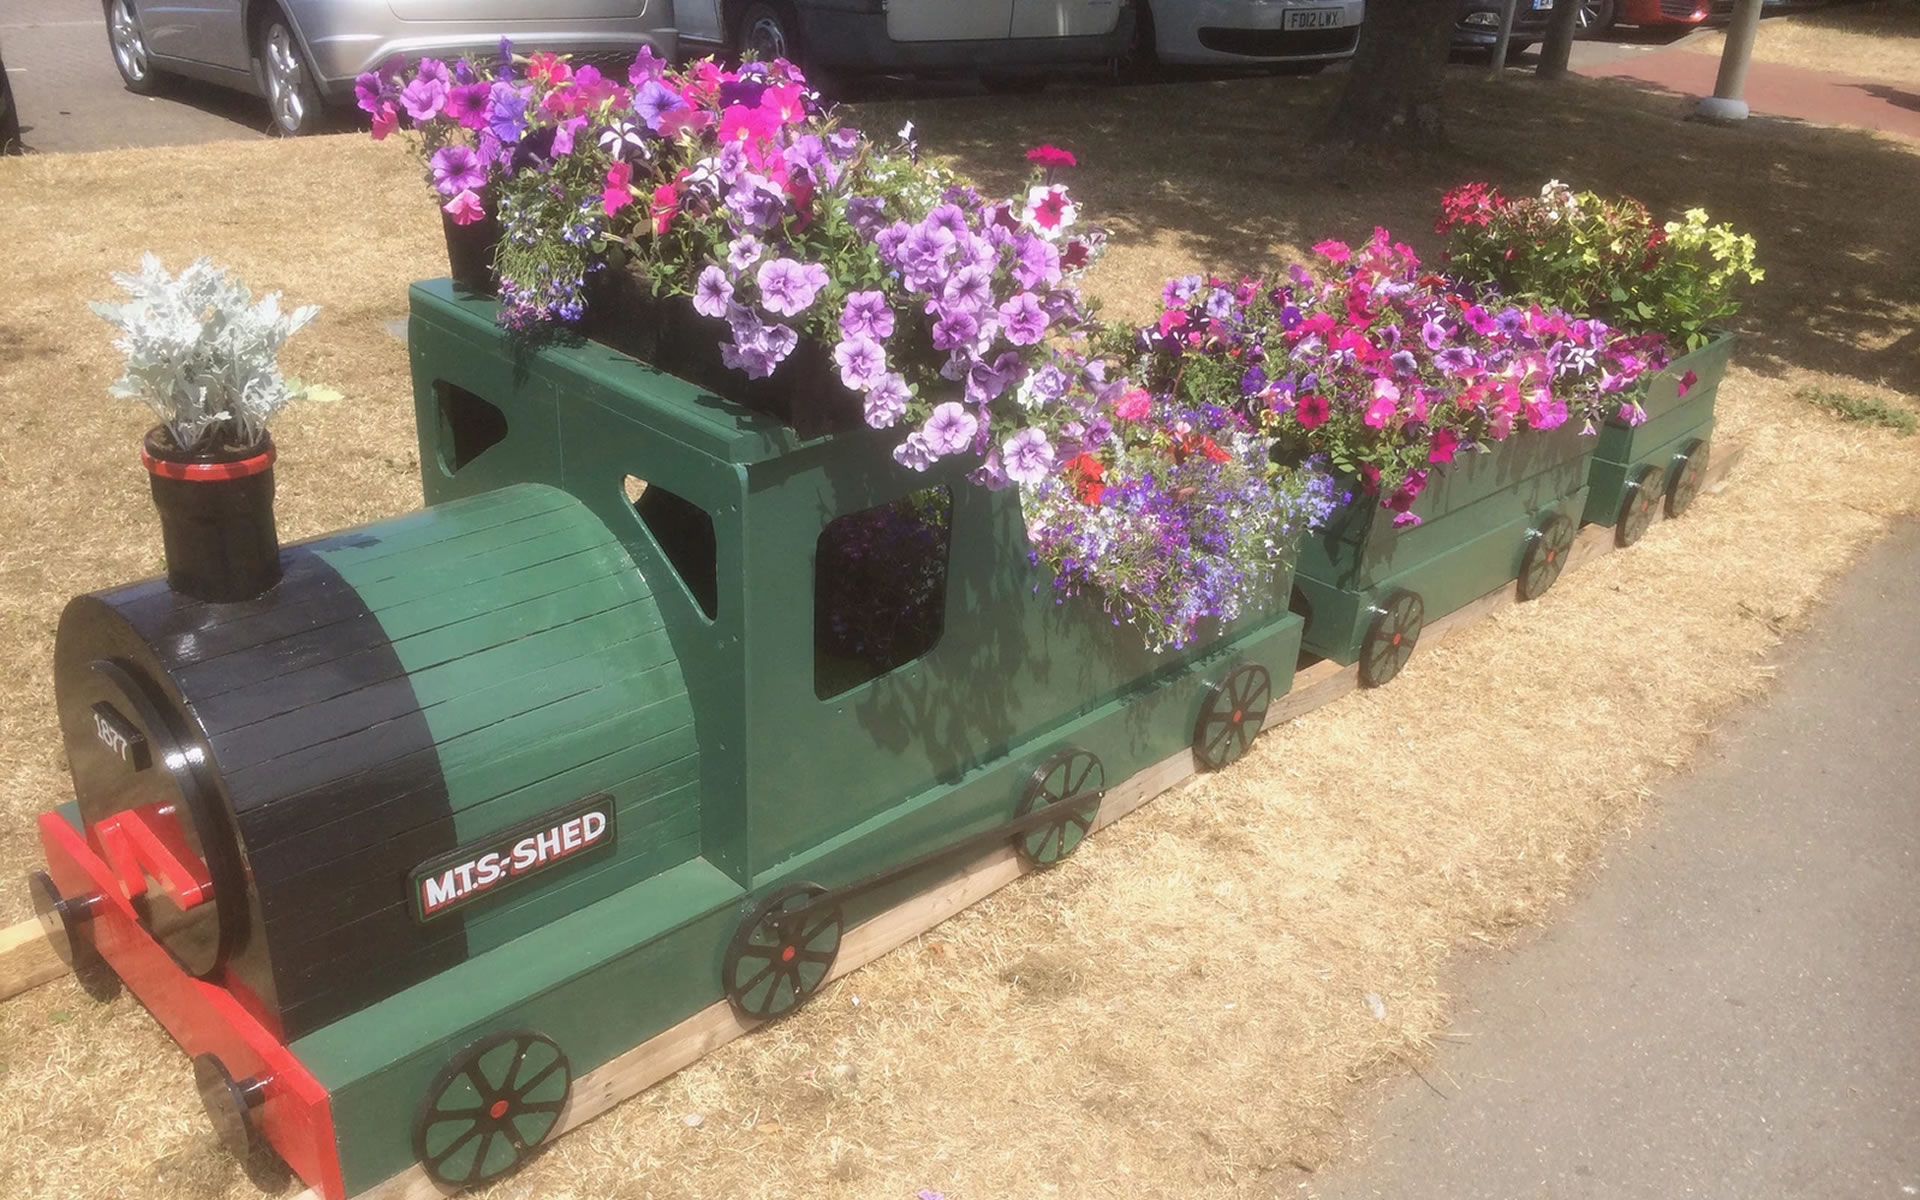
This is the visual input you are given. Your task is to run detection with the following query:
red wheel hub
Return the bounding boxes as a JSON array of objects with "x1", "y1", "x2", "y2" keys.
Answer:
[
  {"x1": 1391, "y1": 633, "x2": 1402, "y2": 646},
  {"x1": 780, "y1": 945, "x2": 796, "y2": 963},
  {"x1": 489, "y1": 1099, "x2": 510, "y2": 1119}
]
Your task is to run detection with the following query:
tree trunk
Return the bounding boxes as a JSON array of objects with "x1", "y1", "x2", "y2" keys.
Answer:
[
  {"x1": 1535, "y1": 0, "x2": 1584, "y2": 78},
  {"x1": 1320, "y1": 0, "x2": 1460, "y2": 147}
]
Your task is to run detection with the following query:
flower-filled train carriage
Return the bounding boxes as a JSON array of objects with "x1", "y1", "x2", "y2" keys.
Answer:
[{"x1": 26, "y1": 44, "x2": 1761, "y2": 1200}]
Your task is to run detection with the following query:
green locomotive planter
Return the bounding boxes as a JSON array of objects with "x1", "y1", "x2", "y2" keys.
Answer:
[
  {"x1": 1292, "y1": 421, "x2": 1595, "y2": 688},
  {"x1": 29, "y1": 279, "x2": 1308, "y2": 1200},
  {"x1": 1582, "y1": 332, "x2": 1734, "y2": 546}
]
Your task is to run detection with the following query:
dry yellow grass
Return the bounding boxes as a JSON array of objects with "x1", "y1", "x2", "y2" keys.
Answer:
[
  {"x1": 1681, "y1": 0, "x2": 1920, "y2": 84},
  {"x1": 0, "y1": 71, "x2": 1917, "y2": 1200}
]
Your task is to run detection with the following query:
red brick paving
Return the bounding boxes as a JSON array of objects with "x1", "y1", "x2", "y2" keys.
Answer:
[{"x1": 1579, "y1": 45, "x2": 1920, "y2": 141}]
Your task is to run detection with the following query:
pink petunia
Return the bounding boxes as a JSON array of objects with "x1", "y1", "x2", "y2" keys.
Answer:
[
  {"x1": 1025, "y1": 144, "x2": 1077, "y2": 169},
  {"x1": 442, "y1": 188, "x2": 486, "y2": 226},
  {"x1": 1677, "y1": 369, "x2": 1699, "y2": 396},
  {"x1": 1113, "y1": 388, "x2": 1151, "y2": 422},
  {"x1": 603, "y1": 161, "x2": 634, "y2": 217},
  {"x1": 1313, "y1": 240, "x2": 1351, "y2": 263},
  {"x1": 651, "y1": 183, "x2": 679, "y2": 235},
  {"x1": 369, "y1": 101, "x2": 399, "y2": 141}
]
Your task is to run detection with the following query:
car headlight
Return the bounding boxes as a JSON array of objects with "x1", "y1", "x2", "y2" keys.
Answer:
[{"x1": 1464, "y1": 11, "x2": 1501, "y2": 25}]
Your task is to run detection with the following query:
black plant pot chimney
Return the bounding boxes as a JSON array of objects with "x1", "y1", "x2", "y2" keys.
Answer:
[{"x1": 142, "y1": 428, "x2": 283, "y2": 603}]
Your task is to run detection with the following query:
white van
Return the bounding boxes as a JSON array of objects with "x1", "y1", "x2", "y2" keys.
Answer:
[{"x1": 675, "y1": 0, "x2": 1136, "y2": 83}]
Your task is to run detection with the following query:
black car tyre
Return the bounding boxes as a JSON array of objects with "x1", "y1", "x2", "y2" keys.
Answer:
[
  {"x1": 1114, "y1": 0, "x2": 1159, "y2": 84},
  {"x1": 1577, "y1": 0, "x2": 1617, "y2": 37},
  {"x1": 258, "y1": 7, "x2": 323, "y2": 136},
  {"x1": 737, "y1": 1, "x2": 800, "y2": 63},
  {"x1": 105, "y1": 0, "x2": 159, "y2": 95},
  {"x1": 1, "y1": 47, "x2": 21, "y2": 154},
  {"x1": 1506, "y1": 39, "x2": 1534, "y2": 56}
]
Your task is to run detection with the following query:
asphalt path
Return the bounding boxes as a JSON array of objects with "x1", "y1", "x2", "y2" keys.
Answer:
[
  {"x1": 1310, "y1": 521, "x2": 1920, "y2": 1200},
  {"x1": 0, "y1": 0, "x2": 270, "y2": 153}
]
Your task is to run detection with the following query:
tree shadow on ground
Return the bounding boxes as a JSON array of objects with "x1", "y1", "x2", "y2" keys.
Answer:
[{"x1": 850, "y1": 68, "x2": 1920, "y2": 393}]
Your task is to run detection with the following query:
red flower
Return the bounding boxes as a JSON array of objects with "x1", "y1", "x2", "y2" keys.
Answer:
[
  {"x1": 1025, "y1": 144, "x2": 1078, "y2": 169},
  {"x1": 650, "y1": 183, "x2": 679, "y2": 235},
  {"x1": 1295, "y1": 394, "x2": 1331, "y2": 429},
  {"x1": 1677, "y1": 369, "x2": 1698, "y2": 396}
]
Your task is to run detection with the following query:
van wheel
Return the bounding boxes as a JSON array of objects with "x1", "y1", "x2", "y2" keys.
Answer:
[{"x1": 1115, "y1": 0, "x2": 1159, "y2": 84}]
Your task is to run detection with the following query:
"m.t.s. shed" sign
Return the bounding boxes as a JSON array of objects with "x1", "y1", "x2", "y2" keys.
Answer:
[{"x1": 409, "y1": 795, "x2": 617, "y2": 921}]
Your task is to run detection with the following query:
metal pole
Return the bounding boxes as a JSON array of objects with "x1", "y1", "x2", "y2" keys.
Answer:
[
  {"x1": 1697, "y1": 0, "x2": 1766, "y2": 120},
  {"x1": 1490, "y1": 0, "x2": 1519, "y2": 74}
]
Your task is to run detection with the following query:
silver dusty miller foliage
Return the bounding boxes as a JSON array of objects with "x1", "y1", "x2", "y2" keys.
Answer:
[{"x1": 91, "y1": 254, "x2": 322, "y2": 452}]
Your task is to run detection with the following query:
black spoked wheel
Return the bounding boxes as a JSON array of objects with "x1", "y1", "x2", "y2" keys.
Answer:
[
  {"x1": 413, "y1": 1030, "x2": 570, "y2": 1192},
  {"x1": 1615, "y1": 464, "x2": 1664, "y2": 548},
  {"x1": 724, "y1": 883, "x2": 844, "y2": 1022},
  {"x1": 1014, "y1": 749, "x2": 1105, "y2": 867},
  {"x1": 1193, "y1": 663, "x2": 1273, "y2": 771},
  {"x1": 1517, "y1": 513, "x2": 1576, "y2": 602},
  {"x1": 1359, "y1": 589, "x2": 1424, "y2": 689},
  {"x1": 1666, "y1": 438, "x2": 1710, "y2": 519}
]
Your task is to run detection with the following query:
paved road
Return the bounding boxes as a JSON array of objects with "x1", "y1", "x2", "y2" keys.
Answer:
[
  {"x1": 0, "y1": 0, "x2": 267, "y2": 154},
  {"x1": 1310, "y1": 521, "x2": 1920, "y2": 1200}
]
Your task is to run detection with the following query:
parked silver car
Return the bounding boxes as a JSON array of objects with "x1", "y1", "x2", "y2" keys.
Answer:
[{"x1": 103, "y1": 0, "x2": 676, "y2": 136}]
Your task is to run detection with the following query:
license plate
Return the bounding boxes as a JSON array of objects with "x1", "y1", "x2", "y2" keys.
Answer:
[
  {"x1": 1532, "y1": 0, "x2": 1554, "y2": 9},
  {"x1": 1283, "y1": 7, "x2": 1346, "y2": 30}
]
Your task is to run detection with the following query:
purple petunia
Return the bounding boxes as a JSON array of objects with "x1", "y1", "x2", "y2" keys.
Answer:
[
  {"x1": 997, "y1": 292, "x2": 1048, "y2": 346},
  {"x1": 834, "y1": 336, "x2": 887, "y2": 391},
  {"x1": 922, "y1": 402, "x2": 979, "y2": 458},
  {"x1": 400, "y1": 73, "x2": 449, "y2": 123},
  {"x1": 634, "y1": 79, "x2": 685, "y2": 133},
  {"x1": 755, "y1": 258, "x2": 828, "y2": 317},
  {"x1": 864, "y1": 373, "x2": 910, "y2": 428},
  {"x1": 727, "y1": 235, "x2": 764, "y2": 272},
  {"x1": 893, "y1": 431, "x2": 935, "y2": 472},
  {"x1": 485, "y1": 82, "x2": 529, "y2": 143},
  {"x1": 1001, "y1": 428, "x2": 1055, "y2": 485},
  {"x1": 840, "y1": 291, "x2": 895, "y2": 341},
  {"x1": 428, "y1": 145, "x2": 487, "y2": 197},
  {"x1": 930, "y1": 311, "x2": 979, "y2": 352},
  {"x1": 693, "y1": 265, "x2": 734, "y2": 319}
]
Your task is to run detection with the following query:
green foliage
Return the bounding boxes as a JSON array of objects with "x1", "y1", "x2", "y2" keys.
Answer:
[
  {"x1": 1796, "y1": 386, "x2": 1917, "y2": 435},
  {"x1": 1440, "y1": 181, "x2": 1762, "y2": 352}
]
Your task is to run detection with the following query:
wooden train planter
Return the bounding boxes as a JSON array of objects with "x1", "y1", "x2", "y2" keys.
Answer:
[
  {"x1": 29, "y1": 280, "x2": 1303, "y2": 1200},
  {"x1": 1292, "y1": 421, "x2": 1594, "y2": 688},
  {"x1": 24, "y1": 280, "x2": 1738, "y2": 1199},
  {"x1": 1290, "y1": 335, "x2": 1736, "y2": 688},
  {"x1": 1581, "y1": 333, "x2": 1734, "y2": 547}
]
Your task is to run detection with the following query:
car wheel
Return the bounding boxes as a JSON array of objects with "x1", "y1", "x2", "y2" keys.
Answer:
[
  {"x1": 0, "y1": 47, "x2": 21, "y2": 155},
  {"x1": 105, "y1": 0, "x2": 159, "y2": 95},
  {"x1": 1576, "y1": 0, "x2": 1617, "y2": 37},
  {"x1": 1506, "y1": 39, "x2": 1534, "y2": 57},
  {"x1": 258, "y1": 8, "x2": 323, "y2": 136},
  {"x1": 1114, "y1": 0, "x2": 1159, "y2": 84},
  {"x1": 737, "y1": 1, "x2": 800, "y2": 64}
]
